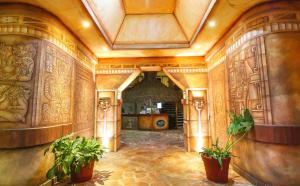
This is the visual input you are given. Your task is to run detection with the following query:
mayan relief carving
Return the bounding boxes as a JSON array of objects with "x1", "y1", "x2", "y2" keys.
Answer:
[
  {"x1": 41, "y1": 45, "x2": 73, "y2": 124},
  {"x1": 0, "y1": 43, "x2": 36, "y2": 81},
  {"x1": 0, "y1": 85, "x2": 31, "y2": 122},
  {"x1": 0, "y1": 42, "x2": 37, "y2": 123},
  {"x1": 210, "y1": 64, "x2": 227, "y2": 146},
  {"x1": 227, "y1": 38, "x2": 268, "y2": 124},
  {"x1": 0, "y1": 13, "x2": 95, "y2": 70},
  {"x1": 74, "y1": 64, "x2": 94, "y2": 132}
]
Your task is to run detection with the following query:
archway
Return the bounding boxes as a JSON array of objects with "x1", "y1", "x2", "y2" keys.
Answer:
[{"x1": 95, "y1": 66, "x2": 209, "y2": 152}]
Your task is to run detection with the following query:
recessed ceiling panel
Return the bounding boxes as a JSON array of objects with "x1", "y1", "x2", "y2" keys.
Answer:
[
  {"x1": 85, "y1": 0, "x2": 125, "y2": 42},
  {"x1": 115, "y1": 14, "x2": 188, "y2": 45},
  {"x1": 175, "y1": 0, "x2": 213, "y2": 40},
  {"x1": 123, "y1": 0, "x2": 176, "y2": 14}
]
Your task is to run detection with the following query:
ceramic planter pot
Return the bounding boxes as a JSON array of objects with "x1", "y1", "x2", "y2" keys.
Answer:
[
  {"x1": 71, "y1": 160, "x2": 95, "y2": 183},
  {"x1": 201, "y1": 154, "x2": 231, "y2": 183}
]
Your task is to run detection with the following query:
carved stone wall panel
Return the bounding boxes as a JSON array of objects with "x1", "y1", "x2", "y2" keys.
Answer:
[
  {"x1": 0, "y1": 85, "x2": 31, "y2": 122},
  {"x1": 208, "y1": 63, "x2": 228, "y2": 147},
  {"x1": 74, "y1": 62, "x2": 95, "y2": 137},
  {"x1": 0, "y1": 42, "x2": 36, "y2": 81},
  {"x1": 227, "y1": 37, "x2": 271, "y2": 125},
  {"x1": 0, "y1": 36, "x2": 39, "y2": 127},
  {"x1": 38, "y1": 42, "x2": 74, "y2": 126},
  {"x1": 206, "y1": 1, "x2": 300, "y2": 185}
]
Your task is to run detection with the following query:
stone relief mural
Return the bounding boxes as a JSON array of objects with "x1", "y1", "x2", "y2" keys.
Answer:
[
  {"x1": 227, "y1": 38, "x2": 268, "y2": 124},
  {"x1": 209, "y1": 63, "x2": 228, "y2": 146},
  {"x1": 0, "y1": 42, "x2": 37, "y2": 123},
  {"x1": 0, "y1": 43, "x2": 36, "y2": 81},
  {"x1": 0, "y1": 85, "x2": 31, "y2": 122},
  {"x1": 74, "y1": 64, "x2": 94, "y2": 134},
  {"x1": 41, "y1": 45, "x2": 73, "y2": 125}
]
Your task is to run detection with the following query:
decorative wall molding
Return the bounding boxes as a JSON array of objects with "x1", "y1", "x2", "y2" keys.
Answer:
[
  {"x1": 96, "y1": 63, "x2": 206, "y2": 70},
  {"x1": 164, "y1": 67, "x2": 208, "y2": 73},
  {"x1": 226, "y1": 11, "x2": 300, "y2": 55},
  {"x1": 207, "y1": 56, "x2": 226, "y2": 72},
  {"x1": 0, "y1": 14, "x2": 96, "y2": 71},
  {"x1": 208, "y1": 10, "x2": 300, "y2": 68},
  {"x1": 96, "y1": 68, "x2": 137, "y2": 74}
]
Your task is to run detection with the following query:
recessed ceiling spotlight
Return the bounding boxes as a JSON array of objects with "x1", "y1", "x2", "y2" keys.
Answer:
[
  {"x1": 102, "y1": 47, "x2": 108, "y2": 51},
  {"x1": 194, "y1": 44, "x2": 201, "y2": 49},
  {"x1": 82, "y1": 21, "x2": 90, "y2": 28},
  {"x1": 208, "y1": 20, "x2": 216, "y2": 27}
]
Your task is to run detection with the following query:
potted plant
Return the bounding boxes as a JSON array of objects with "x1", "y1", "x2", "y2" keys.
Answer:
[
  {"x1": 44, "y1": 134, "x2": 105, "y2": 183},
  {"x1": 201, "y1": 108, "x2": 254, "y2": 183}
]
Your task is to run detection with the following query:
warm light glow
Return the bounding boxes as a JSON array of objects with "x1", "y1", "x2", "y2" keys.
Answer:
[
  {"x1": 208, "y1": 20, "x2": 216, "y2": 27},
  {"x1": 102, "y1": 47, "x2": 109, "y2": 51},
  {"x1": 192, "y1": 90, "x2": 204, "y2": 97},
  {"x1": 82, "y1": 21, "x2": 90, "y2": 28},
  {"x1": 102, "y1": 137, "x2": 110, "y2": 151},
  {"x1": 196, "y1": 108, "x2": 204, "y2": 152},
  {"x1": 194, "y1": 44, "x2": 201, "y2": 49},
  {"x1": 196, "y1": 133, "x2": 204, "y2": 152}
]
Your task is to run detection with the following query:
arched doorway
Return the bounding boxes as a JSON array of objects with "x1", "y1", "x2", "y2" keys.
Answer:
[{"x1": 95, "y1": 66, "x2": 209, "y2": 152}]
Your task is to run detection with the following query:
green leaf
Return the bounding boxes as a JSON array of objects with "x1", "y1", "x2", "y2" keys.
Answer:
[
  {"x1": 46, "y1": 165, "x2": 57, "y2": 179},
  {"x1": 217, "y1": 157, "x2": 222, "y2": 167},
  {"x1": 44, "y1": 148, "x2": 49, "y2": 156}
]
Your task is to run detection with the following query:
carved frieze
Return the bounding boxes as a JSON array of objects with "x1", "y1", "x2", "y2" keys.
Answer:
[{"x1": 40, "y1": 45, "x2": 73, "y2": 125}]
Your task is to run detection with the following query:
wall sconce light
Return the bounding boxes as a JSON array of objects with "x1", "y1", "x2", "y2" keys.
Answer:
[
  {"x1": 193, "y1": 96, "x2": 205, "y2": 111},
  {"x1": 98, "y1": 97, "x2": 111, "y2": 111},
  {"x1": 97, "y1": 97, "x2": 111, "y2": 147},
  {"x1": 193, "y1": 96, "x2": 206, "y2": 152}
]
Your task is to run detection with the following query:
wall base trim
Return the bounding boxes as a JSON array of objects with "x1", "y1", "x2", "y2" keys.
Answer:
[{"x1": 232, "y1": 163, "x2": 272, "y2": 186}]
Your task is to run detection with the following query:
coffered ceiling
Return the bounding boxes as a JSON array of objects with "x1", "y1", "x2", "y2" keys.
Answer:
[
  {"x1": 123, "y1": 0, "x2": 176, "y2": 14},
  {"x1": 0, "y1": 0, "x2": 272, "y2": 58},
  {"x1": 82, "y1": 0, "x2": 215, "y2": 49}
]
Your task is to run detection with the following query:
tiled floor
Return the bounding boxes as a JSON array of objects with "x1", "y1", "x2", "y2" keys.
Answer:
[{"x1": 60, "y1": 130, "x2": 252, "y2": 186}]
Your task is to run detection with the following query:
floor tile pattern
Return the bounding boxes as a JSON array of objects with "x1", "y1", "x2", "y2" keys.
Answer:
[{"x1": 59, "y1": 130, "x2": 252, "y2": 186}]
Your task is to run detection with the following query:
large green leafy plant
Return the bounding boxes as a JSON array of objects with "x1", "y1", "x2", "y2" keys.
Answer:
[
  {"x1": 44, "y1": 134, "x2": 105, "y2": 181},
  {"x1": 201, "y1": 109, "x2": 254, "y2": 167}
]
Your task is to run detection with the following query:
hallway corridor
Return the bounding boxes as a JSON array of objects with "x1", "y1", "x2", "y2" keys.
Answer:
[{"x1": 60, "y1": 130, "x2": 251, "y2": 186}]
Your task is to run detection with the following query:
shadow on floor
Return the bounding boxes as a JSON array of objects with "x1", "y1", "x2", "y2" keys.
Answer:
[{"x1": 88, "y1": 170, "x2": 112, "y2": 185}]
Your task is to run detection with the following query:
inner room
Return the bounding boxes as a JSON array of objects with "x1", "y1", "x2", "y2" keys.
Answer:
[{"x1": 121, "y1": 71, "x2": 184, "y2": 149}]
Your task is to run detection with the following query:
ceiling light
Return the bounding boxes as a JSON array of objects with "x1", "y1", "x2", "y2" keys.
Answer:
[
  {"x1": 82, "y1": 21, "x2": 90, "y2": 28},
  {"x1": 208, "y1": 21, "x2": 216, "y2": 27},
  {"x1": 194, "y1": 44, "x2": 201, "y2": 49}
]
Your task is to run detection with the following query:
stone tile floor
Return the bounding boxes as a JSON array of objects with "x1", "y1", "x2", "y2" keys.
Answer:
[{"x1": 60, "y1": 130, "x2": 252, "y2": 186}]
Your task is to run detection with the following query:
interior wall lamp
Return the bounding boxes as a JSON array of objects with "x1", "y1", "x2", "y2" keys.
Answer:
[
  {"x1": 193, "y1": 96, "x2": 206, "y2": 152},
  {"x1": 193, "y1": 96, "x2": 205, "y2": 111},
  {"x1": 97, "y1": 97, "x2": 111, "y2": 146}
]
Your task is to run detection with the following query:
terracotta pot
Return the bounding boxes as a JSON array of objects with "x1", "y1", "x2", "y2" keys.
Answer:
[
  {"x1": 201, "y1": 154, "x2": 231, "y2": 183},
  {"x1": 71, "y1": 160, "x2": 95, "y2": 183}
]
